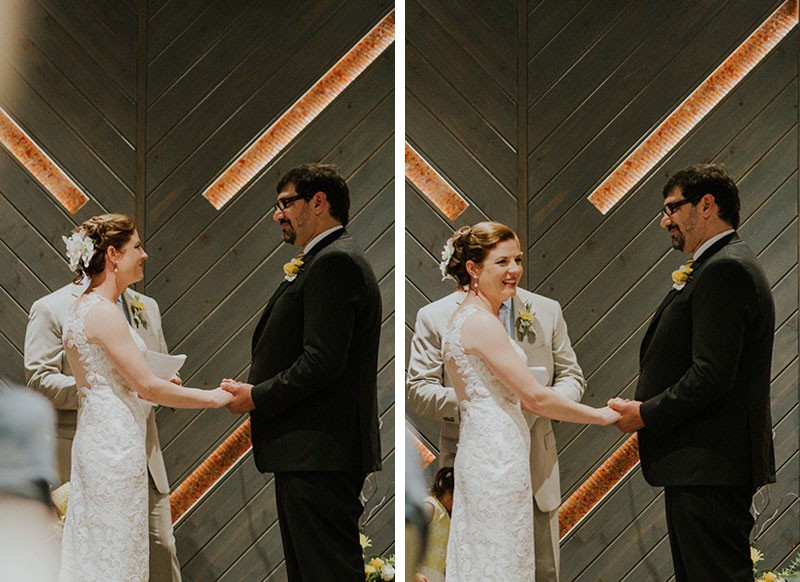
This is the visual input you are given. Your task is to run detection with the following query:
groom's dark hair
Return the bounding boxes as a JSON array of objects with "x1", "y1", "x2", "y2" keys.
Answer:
[
  {"x1": 276, "y1": 163, "x2": 350, "y2": 226},
  {"x1": 663, "y1": 163, "x2": 740, "y2": 229}
]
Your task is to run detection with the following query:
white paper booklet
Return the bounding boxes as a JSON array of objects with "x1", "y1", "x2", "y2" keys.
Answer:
[
  {"x1": 144, "y1": 350, "x2": 186, "y2": 380},
  {"x1": 140, "y1": 351, "x2": 187, "y2": 407}
]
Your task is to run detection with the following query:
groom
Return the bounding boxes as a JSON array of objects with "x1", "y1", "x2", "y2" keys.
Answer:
[
  {"x1": 222, "y1": 164, "x2": 382, "y2": 581},
  {"x1": 407, "y1": 282, "x2": 585, "y2": 581},
  {"x1": 610, "y1": 163, "x2": 776, "y2": 581}
]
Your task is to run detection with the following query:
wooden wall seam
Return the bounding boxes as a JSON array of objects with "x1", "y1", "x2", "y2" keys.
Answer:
[
  {"x1": 136, "y1": 0, "x2": 146, "y2": 293},
  {"x1": 518, "y1": 0, "x2": 528, "y2": 287}
]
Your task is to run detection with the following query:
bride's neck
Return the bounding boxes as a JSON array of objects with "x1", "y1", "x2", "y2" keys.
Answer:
[
  {"x1": 86, "y1": 276, "x2": 123, "y2": 304},
  {"x1": 463, "y1": 290, "x2": 501, "y2": 315}
]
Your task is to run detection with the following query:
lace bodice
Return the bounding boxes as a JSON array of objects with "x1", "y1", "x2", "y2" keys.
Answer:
[
  {"x1": 64, "y1": 294, "x2": 147, "y2": 405},
  {"x1": 442, "y1": 303, "x2": 528, "y2": 407}
]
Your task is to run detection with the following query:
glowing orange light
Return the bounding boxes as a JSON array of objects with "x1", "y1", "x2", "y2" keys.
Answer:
[
  {"x1": 169, "y1": 419, "x2": 252, "y2": 524},
  {"x1": 589, "y1": 0, "x2": 798, "y2": 214},
  {"x1": 0, "y1": 107, "x2": 89, "y2": 213},
  {"x1": 203, "y1": 11, "x2": 395, "y2": 209},
  {"x1": 405, "y1": 143, "x2": 469, "y2": 220}
]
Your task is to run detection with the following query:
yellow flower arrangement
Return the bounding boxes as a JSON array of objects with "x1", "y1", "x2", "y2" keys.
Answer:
[
  {"x1": 130, "y1": 295, "x2": 148, "y2": 329},
  {"x1": 515, "y1": 302, "x2": 536, "y2": 342},
  {"x1": 283, "y1": 256, "x2": 304, "y2": 282},
  {"x1": 752, "y1": 545, "x2": 800, "y2": 582},
  {"x1": 671, "y1": 261, "x2": 694, "y2": 291},
  {"x1": 369, "y1": 557, "x2": 385, "y2": 569},
  {"x1": 360, "y1": 532, "x2": 395, "y2": 581}
]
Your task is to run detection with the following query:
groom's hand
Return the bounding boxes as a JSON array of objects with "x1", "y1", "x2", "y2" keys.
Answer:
[
  {"x1": 607, "y1": 397, "x2": 644, "y2": 433},
  {"x1": 221, "y1": 379, "x2": 255, "y2": 414}
]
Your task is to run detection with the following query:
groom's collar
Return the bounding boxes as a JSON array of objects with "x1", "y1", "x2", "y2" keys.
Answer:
[
  {"x1": 692, "y1": 229, "x2": 735, "y2": 261},
  {"x1": 303, "y1": 225, "x2": 344, "y2": 255}
]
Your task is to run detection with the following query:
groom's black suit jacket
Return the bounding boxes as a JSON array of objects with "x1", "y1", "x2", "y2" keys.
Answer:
[
  {"x1": 636, "y1": 233, "x2": 775, "y2": 488},
  {"x1": 247, "y1": 229, "x2": 382, "y2": 474}
]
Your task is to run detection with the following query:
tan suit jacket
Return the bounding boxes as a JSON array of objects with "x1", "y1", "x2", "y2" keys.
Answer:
[
  {"x1": 24, "y1": 283, "x2": 170, "y2": 493},
  {"x1": 407, "y1": 289, "x2": 585, "y2": 512}
]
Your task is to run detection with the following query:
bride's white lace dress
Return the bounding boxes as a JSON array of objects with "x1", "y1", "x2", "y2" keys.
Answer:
[
  {"x1": 59, "y1": 294, "x2": 149, "y2": 582},
  {"x1": 443, "y1": 304, "x2": 535, "y2": 580}
]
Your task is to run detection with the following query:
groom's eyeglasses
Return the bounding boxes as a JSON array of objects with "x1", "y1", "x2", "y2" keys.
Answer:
[
  {"x1": 661, "y1": 195, "x2": 703, "y2": 218},
  {"x1": 274, "y1": 194, "x2": 307, "y2": 212}
]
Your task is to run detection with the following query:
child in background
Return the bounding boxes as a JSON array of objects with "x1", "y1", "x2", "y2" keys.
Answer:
[{"x1": 415, "y1": 467, "x2": 454, "y2": 582}]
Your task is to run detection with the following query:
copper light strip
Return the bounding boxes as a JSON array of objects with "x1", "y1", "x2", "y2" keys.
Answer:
[
  {"x1": 558, "y1": 434, "x2": 640, "y2": 539},
  {"x1": 169, "y1": 418, "x2": 252, "y2": 524},
  {"x1": 202, "y1": 11, "x2": 395, "y2": 210},
  {"x1": 0, "y1": 107, "x2": 89, "y2": 213},
  {"x1": 407, "y1": 426, "x2": 436, "y2": 470},
  {"x1": 405, "y1": 143, "x2": 469, "y2": 221},
  {"x1": 588, "y1": 0, "x2": 798, "y2": 214}
]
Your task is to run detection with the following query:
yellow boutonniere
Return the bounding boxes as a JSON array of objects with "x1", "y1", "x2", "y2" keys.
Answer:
[
  {"x1": 515, "y1": 302, "x2": 536, "y2": 342},
  {"x1": 671, "y1": 260, "x2": 694, "y2": 291},
  {"x1": 130, "y1": 295, "x2": 148, "y2": 329},
  {"x1": 283, "y1": 256, "x2": 304, "y2": 282}
]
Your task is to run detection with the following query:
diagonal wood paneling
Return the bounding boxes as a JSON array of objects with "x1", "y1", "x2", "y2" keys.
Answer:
[
  {"x1": 0, "y1": 0, "x2": 136, "y2": 380},
  {"x1": 406, "y1": 0, "x2": 799, "y2": 578},
  {"x1": 145, "y1": 1, "x2": 395, "y2": 575},
  {"x1": 0, "y1": 1, "x2": 394, "y2": 579}
]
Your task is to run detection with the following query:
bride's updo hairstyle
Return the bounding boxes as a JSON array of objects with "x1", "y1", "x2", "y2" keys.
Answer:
[
  {"x1": 442, "y1": 221, "x2": 517, "y2": 288},
  {"x1": 68, "y1": 214, "x2": 136, "y2": 283}
]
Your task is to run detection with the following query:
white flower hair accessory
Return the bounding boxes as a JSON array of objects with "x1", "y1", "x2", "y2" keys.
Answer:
[
  {"x1": 62, "y1": 230, "x2": 95, "y2": 272},
  {"x1": 439, "y1": 237, "x2": 455, "y2": 281}
]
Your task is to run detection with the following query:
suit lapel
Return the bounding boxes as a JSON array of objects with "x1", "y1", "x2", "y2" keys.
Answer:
[
  {"x1": 641, "y1": 232, "x2": 737, "y2": 359},
  {"x1": 641, "y1": 289, "x2": 678, "y2": 359},
  {"x1": 251, "y1": 229, "x2": 347, "y2": 355},
  {"x1": 252, "y1": 280, "x2": 291, "y2": 354},
  {"x1": 511, "y1": 294, "x2": 522, "y2": 319}
]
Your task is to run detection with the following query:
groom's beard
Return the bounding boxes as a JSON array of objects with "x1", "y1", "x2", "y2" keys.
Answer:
[
  {"x1": 280, "y1": 220, "x2": 297, "y2": 244},
  {"x1": 668, "y1": 226, "x2": 685, "y2": 251}
]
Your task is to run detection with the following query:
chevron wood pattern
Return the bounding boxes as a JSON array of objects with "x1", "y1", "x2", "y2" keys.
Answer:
[
  {"x1": 0, "y1": 1, "x2": 394, "y2": 579},
  {"x1": 406, "y1": 0, "x2": 798, "y2": 578}
]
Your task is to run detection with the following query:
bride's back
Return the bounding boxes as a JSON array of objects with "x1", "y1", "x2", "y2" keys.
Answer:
[{"x1": 442, "y1": 304, "x2": 522, "y2": 410}]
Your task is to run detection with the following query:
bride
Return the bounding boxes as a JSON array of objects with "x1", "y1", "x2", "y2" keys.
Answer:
[
  {"x1": 59, "y1": 214, "x2": 231, "y2": 582},
  {"x1": 439, "y1": 222, "x2": 619, "y2": 580}
]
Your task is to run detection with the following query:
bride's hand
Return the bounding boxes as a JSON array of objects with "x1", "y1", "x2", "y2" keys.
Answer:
[
  {"x1": 596, "y1": 406, "x2": 621, "y2": 426},
  {"x1": 208, "y1": 387, "x2": 233, "y2": 408}
]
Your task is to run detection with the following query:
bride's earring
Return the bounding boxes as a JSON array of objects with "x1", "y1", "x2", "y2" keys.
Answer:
[
  {"x1": 113, "y1": 262, "x2": 118, "y2": 273},
  {"x1": 472, "y1": 275, "x2": 479, "y2": 290}
]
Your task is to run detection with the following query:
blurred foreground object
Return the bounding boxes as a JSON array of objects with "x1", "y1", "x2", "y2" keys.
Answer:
[{"x1": 0, "y1": 387, "x2": 60, "y2": 581}]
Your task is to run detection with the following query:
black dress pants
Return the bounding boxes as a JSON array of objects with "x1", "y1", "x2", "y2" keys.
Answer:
[
  {"x1": 664, "y1": 485, "x2": 755, "y2": 582},
  {"x1": 274, "y1": 471, "x2": 366, "y2": 582}
]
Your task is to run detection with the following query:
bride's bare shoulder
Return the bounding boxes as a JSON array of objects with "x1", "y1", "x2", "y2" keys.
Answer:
[
  {"x1": 460, "y1": 308, "x2": 506, "y2": 350},
  {"x1": 82, "y1": 297, "x2": 127, "y2": 339}
]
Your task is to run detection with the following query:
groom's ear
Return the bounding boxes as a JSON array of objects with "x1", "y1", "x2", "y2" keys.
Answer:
[{"x1": 310, "y1": 191, "x2": 328, "y2": 215}]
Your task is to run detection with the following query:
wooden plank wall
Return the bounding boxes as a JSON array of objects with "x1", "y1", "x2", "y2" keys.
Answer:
[
  {"x1": 0, "y1": 0, "x2": 137, "y2": 382},
  {"x1": 0, "y1": 1, "x2": 394, "y2": 580},
  {"x1": 405, "y1": 0, "x2": 799, "y2": 579}
]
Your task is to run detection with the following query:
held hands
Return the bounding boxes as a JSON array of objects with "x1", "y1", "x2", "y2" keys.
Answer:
[
  {"x1": 221, "y1": 378, "x2": 255, "y2": 414},
  {"x1": 607, "y1": 397, "x2": 645, "y2": 433},
  {"x1": 207, "y1": 387, "x2": 233, "y2": 408},
  {"x1": 596, "y1": 406, "x2": 621, "y2": 426}
]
